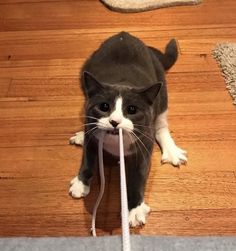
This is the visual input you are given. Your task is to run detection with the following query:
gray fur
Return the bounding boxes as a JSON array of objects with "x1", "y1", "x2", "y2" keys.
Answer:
[{"x1": 78, "y1": 32, "x2": 178, "y2": 210}]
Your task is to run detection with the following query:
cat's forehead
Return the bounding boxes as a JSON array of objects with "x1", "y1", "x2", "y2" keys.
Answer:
[{"x1": 95, "y1": 86, "x2": 139, "y2": 102}]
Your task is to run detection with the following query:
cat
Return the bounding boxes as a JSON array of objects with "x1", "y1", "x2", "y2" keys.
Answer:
[{"x1": 69, "y1": 32, "x2": 187, "y2": 227}]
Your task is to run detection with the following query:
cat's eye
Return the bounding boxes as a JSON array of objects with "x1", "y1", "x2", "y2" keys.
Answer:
[
  {"x1": 127, "y1": 105, "x2": 137, "y2": 114},
  {"x1": 99, "y1": 102, "x2": 110, "y2": 112}
]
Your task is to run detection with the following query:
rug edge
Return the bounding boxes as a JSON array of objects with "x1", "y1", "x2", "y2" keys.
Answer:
[
  {"x1": 212, "y1": 43, "x2": 236, "y2": 105},
  {"x1": 100, "y1": 0, "x2": 203, "y2": 13}
]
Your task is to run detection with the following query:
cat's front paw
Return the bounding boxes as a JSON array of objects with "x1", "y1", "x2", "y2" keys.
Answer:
[
  {"x1": 129, "y1": 202, "x2": 151, "y2": 228},
  {"x1": 161, "y1": 145, "x2": 187, "y2": 167},
  {"x1": 69, "y1": 131, "x2": 84, "y2": 146},
  {"x1": 69, "y1": 176, "x2": 90, "y2": 198}
]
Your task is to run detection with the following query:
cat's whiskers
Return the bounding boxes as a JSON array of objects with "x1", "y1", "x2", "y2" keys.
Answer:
[
  {"x1": 77, "y1": 115, "x2": 106, "y2": 128},
  {"x1": 121, "y1": 126, "x2": 151, "y2": 163},
  {"x1": 79, "y1": 115, "x2": 99, "y2": 121},
  {"x1": 126, "y1": 131, "x2": 138, "y2": 167},
  {"x1": 84, "y1": 121, "x2": 108, "y2": 128},
  {"x1": 129, "y1": 131, "x2": 149, "y2": 167},
  {"x1": 133, "y1": 123, "x2": 155, "y2": 129},
  {"x1": 83, "y1": 127, "x2": 99, "y2": 148},
  {"x1": 85, "y1": 126, "x2": 99, "y2": 136},
  {"x1": 72, "y1": 122, "x2": 98, "y2": 134},
  {"x1": 74, "y1": 121, "x2": 107, "y2": 132},
  {"x1": 129, "y1": 131, "x2": 151, "y2": 157},
  {"x1": 133, "y1": 128, "x2": 154, "y2": 143},
  {"x1": 83, "y1": 122, "x2": 98, "y2": 127}
]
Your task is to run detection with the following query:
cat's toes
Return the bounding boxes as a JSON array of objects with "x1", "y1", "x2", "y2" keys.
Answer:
[
  {"x1": 129, "y1": 202, "x2": 151, "y2": 228},
  {"x1": 69, "y1": 176, "x2": 90, "y2": 198},
  {"x1": 69, "y1": 131, "x2": 84, "y2": 146},
  {"x1": 161, "y1": 146, "x2": 187, "y2": 167}
]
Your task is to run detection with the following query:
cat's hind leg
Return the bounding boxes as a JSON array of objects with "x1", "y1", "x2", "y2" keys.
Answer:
[
  {"x1": 155, "y1": 110, "x2": 187, "y2": 167},
  {"x1": 69, "y1": 131, "x2": 84, "y2": 146}
]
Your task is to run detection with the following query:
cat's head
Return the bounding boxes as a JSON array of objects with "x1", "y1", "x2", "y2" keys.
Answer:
[{"x1": 82, "y1": 71, "x2": 162, "y2": 138}]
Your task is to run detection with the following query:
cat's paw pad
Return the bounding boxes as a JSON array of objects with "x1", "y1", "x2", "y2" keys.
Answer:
[
  {"x1": 69, "y1": 176, "x2": 90, "y2": 198},
  {"x1": 161, "y1": 146, "x2": 187, "y2": 167},
  {"x1": 129, "y1": 202, "x2": 151, "y2": 227},
  {"x1": 69, "y1": 131, "x2": 84, "y2": 146}
]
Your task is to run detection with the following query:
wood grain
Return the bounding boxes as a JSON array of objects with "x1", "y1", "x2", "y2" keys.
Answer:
[
  {"x1": 0, "y1": 78, "x2": 11, "y2": 97},
  {"x1": 0, "y1": 0, "x2": 236, "y2": 237}
]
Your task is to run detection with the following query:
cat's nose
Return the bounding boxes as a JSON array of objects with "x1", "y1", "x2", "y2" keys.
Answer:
[{"x1": 109, "y1": 120, "x2": 119, "y2": 128}]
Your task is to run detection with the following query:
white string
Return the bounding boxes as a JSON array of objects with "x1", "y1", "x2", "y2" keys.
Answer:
[
  {"x1": 91, "y1": 130, "x2": 105, "y2": 237},
  {"x1": 119, "y1": 128, "x2": 131, "y2": 251},
  {"x1": 91, "y1": 129, "x2": 131, "y2": 251}
]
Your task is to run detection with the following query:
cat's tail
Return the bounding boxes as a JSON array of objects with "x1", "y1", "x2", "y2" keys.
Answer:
[{"x1": 148, "y1": 39, "x2": 178, "y2": 71}]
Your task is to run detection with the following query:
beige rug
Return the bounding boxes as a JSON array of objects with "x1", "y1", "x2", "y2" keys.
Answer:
[
  {"x1": 213, "y1": 43, "x2": 236, "y2": 105},
  {"x1": 101, "y1": 0, "x2": 202, "y2": 12}
]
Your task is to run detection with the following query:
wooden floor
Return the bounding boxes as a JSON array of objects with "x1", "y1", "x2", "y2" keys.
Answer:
[{"x1": 0, "y1": 0, "x2": 236, "y2": 237}]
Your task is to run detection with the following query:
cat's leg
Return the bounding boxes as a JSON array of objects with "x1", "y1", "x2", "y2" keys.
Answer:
[
  {"x1": 69, "y1": 176, "x2": 90, "y2": 198},
  {"x1": 126, "y1": 156, "x2": 151, "y2": 227},
  {"x1": 128, "y1": 202, "x2": 151, "y2": 228},
  {"x1": 69, "y1": 131, "x2": 84, "y2": 146},
  {"x1": 69, "y1": 141, "x2": 97, "y2": 198},
  {"x1": 155, "y1": 110, "x2": 187, "y2": 167}
]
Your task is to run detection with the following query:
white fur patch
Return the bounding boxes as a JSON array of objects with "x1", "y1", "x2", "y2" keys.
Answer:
[
  {"x1": 129, "y1": 202, "x2": 151, "y2": 227},
  {"x1": 155, "y1": 111, "x2": 187, "y2": 166},
  {"x1": 96, "y1": 96, "x2": 134, "y2": 156},
  {"x1": 69, "y1": 131, "x2": 84, "y2": 146},
  {"x1": 109, "y1": 97, "x2": 123, "y2": 124},
  {"x1": 69, "y1": 176, "x2": 90, "y2": 198},
  {"x1": 155, "y1": 110, "x2": 168, "y2": 130}
]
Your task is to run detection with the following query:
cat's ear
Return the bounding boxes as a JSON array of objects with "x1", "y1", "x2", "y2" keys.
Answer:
[
  {"x1": 82, "y1": 71, "x2": 104, "y2": 98},
  {"x1": 138, "y1": 82, "x2": 162, "y2": 105}
]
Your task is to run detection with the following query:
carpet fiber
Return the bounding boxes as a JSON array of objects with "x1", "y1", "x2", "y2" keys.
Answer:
[
  {"x1": 213, "y1": 43, "x2": 236, "y2": 105},
  {"x1": 101, "y1": 0, "x2": 202, "y2": 13},
  {"x1": 1, "y1": 236, "x2": 236, "y2": 251}
]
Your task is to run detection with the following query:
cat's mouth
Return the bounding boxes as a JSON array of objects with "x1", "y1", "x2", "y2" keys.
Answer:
[{"x1": 106, "y1": 129, "x2": 119, "y2": 135}]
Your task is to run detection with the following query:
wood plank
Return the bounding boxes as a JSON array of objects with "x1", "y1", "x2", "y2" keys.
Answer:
[
  {"x1": 0, "y1": 118, "x2": 83, "y2": 147},
  {"x1": 0, "y1": 213, "x2": 109, "y2": 236},
  {"x1": 8, "y1": 78, "x2": 80, "y2": 97},
  {"x1": 0, "y1": 99, "x2": 83, "y2": 120},
  {"x1": 0, "y1": 29, "x2": 236, "y2": 61},
  {"x1": 0, "y1": 145, "x2": 82, "y2": 177},
  {"x1": 0, "y1": 78, "x2": 11, "y2": 97},
  {"x1": 0, "y1": 0, "x2": 65, "y2": 3}
]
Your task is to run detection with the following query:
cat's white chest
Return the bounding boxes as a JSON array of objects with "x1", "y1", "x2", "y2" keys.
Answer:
[{"x1": 96, "y1": 132, "x2": 132, "y2": 157}]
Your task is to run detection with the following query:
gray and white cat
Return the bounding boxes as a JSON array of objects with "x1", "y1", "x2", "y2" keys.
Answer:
[{"x1": 69, "y1": 32, "x2": 187, "y2": 227}]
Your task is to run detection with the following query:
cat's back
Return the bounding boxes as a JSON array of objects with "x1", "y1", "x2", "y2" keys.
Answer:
[
  {"x1": 97, "y1": 31, "x2": 148, "y2": 64},
  {"x1": 92, "y1": 32, "x2": 147, "y2": 61},
  {"x1": 82, "y1": 32, "x2": 157, "y2": 85}
]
